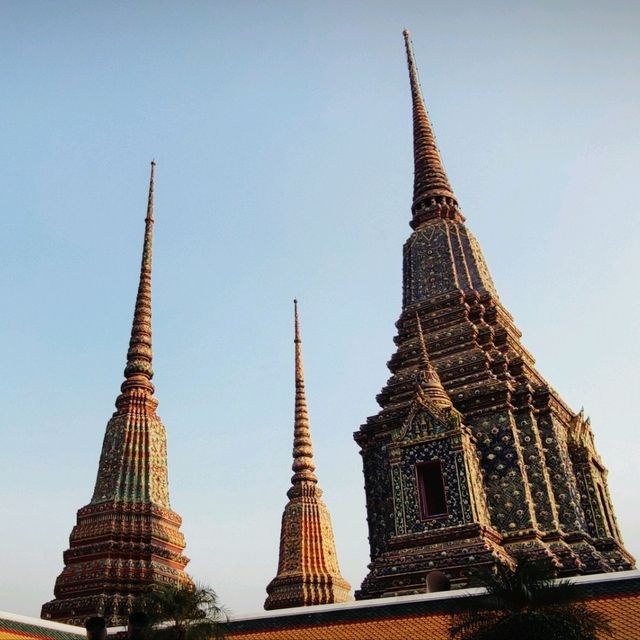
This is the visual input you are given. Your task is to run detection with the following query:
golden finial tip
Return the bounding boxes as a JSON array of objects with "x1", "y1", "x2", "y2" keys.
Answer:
[
  {"x1": 151, "y1": 159, "x2": 156, "y2": 166},
  {"x1": 403, "y1": 29, "x2": 410, "y2": 37}
]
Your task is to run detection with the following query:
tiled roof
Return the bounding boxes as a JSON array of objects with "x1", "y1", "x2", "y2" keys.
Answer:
[
  {"x1": 3, "y1": 572, "x2": 639, "y2": 640},
  {"x1": 0, "y1": 613, "x2": 83, "y2": 640},
  {"x1": 224, "y1": 571, "x2": 640, "y2": 640},
  {"x1": 590, "y1": 595, "x2": 640, "y2": 639},
  {"x1": 227, "y1": 613, "x2": 450, "y2": 639}
]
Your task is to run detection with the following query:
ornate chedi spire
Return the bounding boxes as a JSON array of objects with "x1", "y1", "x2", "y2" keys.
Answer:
[
  {"x1": 265, "y1": 300, "x2": 351, "y2": 610},
  {"x1": 403, "y1": 29, "x2": 462, "y2": 228},
  {"x1": 42, "y1": 163, "x2": 191, "y2": 625},
  {"x1": 354, "y1": 31, "x2": 634, "y2": 600}
]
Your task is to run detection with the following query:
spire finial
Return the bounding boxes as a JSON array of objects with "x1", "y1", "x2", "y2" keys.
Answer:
[
  {"x1": 147, "y1": 160, "x2": 156, "y2": 222},
  {"x1": 121, "y1": 162, "x2": 156, "y2": 395},
  {"x1": 414, "y1": 311, "x2": 452, "y2": 410},
  {"x1": 415, "y1": 311, "x2": 431, "y2": 370},
  {"x1": 289, "y1": 299, "x2": 318, "y2": 496},
  {"x1": 403, "y1": 31, "x2": 461, "y2": 227},
  {"x1": 294, "y1": 298, "x2": 300, "y2": 343}
]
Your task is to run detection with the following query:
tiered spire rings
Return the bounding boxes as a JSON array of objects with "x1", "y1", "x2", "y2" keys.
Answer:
[
  {"x1": 264, "y1": 300, "x2": 351, "y2": 610},
  {"x1": 403, "y1": 29, "x2": 462, "y2": 227},
  {"x1": 289, "y1": 299, "x2": 319, "y2": 494},
  {"x1": 121, "y1": 161, "x2": 156, "y2": 394}
]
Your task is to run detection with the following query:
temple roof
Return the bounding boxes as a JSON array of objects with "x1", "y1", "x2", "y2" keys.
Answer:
[
  {"x1": 0, "y1": 612, "x2": 83, "y2": 640},
  {"x1": 227, "y1": 571, "x2": 640, "y2": 639}
]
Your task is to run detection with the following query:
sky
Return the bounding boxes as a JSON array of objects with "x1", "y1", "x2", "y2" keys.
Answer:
[{"x1": 1, "y1": 0, "x2": 639, "y2": 620}]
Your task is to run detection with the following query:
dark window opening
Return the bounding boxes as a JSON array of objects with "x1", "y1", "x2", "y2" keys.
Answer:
[
  {"x1": 417, "y1": 461, "x2": 447, "y2": 519},
  {"x1": 597, "y1": 484, "x2": 615, "y2": 536}
]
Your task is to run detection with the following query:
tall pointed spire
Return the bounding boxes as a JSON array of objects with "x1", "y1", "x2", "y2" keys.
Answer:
[
  {"x1": 415, "y1": 312, "x2": 452, "y2": 410},
  {"x1": 403, "y1": 30, "x2": 461, "y2": 227},
  {"x1": 122, "y1": 160, "x2": 156, "y2": 395},
  {"x1": 265, "y1": 300, "x2": 351, "y2": 610},
  {"x1": 290, "y1": 298, "x2": 318, "y2": 493},
  {"x1": 42, "y1": 162, "x2": 191, "y2": 625}
]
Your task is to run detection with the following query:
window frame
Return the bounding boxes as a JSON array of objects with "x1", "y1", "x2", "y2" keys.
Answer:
[{"x1": 415, "y1": 460, "x2": 449, "y2": 520}]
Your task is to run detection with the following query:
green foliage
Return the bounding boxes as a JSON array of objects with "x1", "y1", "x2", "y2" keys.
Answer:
[
  {"x1": 449, "y1": 556, "x2": 612, "y2": 640},
  {"x1": 134, "y1": 582, "x2": 227, "y2": 640}
]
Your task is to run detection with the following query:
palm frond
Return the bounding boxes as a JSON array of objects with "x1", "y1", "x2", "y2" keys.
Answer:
[
  {"x1": 133, "y1": 581, "x2": 227, "y2": 640},
  {"x1": 449, "y1": 556, "x2": 612, "y2": 640}
]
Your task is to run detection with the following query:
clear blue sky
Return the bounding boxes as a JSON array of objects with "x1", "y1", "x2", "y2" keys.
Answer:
[{"x1": 1, "y1": 0, "x2": 639, "y2": 618}]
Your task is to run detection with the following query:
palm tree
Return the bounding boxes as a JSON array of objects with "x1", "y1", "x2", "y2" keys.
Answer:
[
  {"x1": 134, "y1": 582, "x2": 227, "y2": 640},
  {"x1": 449, "y1": 556, "x2": 612, "y2": 640}
]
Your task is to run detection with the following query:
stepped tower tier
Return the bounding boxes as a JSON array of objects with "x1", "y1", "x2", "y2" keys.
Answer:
[
  {"x1": 354, "y1": 31, "x2": 634, "y2": 600},
  {"x1": 357, "y1": 313, "x2": 510, "y2": 598},
  {"x1": 264, "y1": 300, "x2": 351, "y2": 610},
  {"x1": 41, "y1": 163, "x2": 191, "y2": 625}
]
